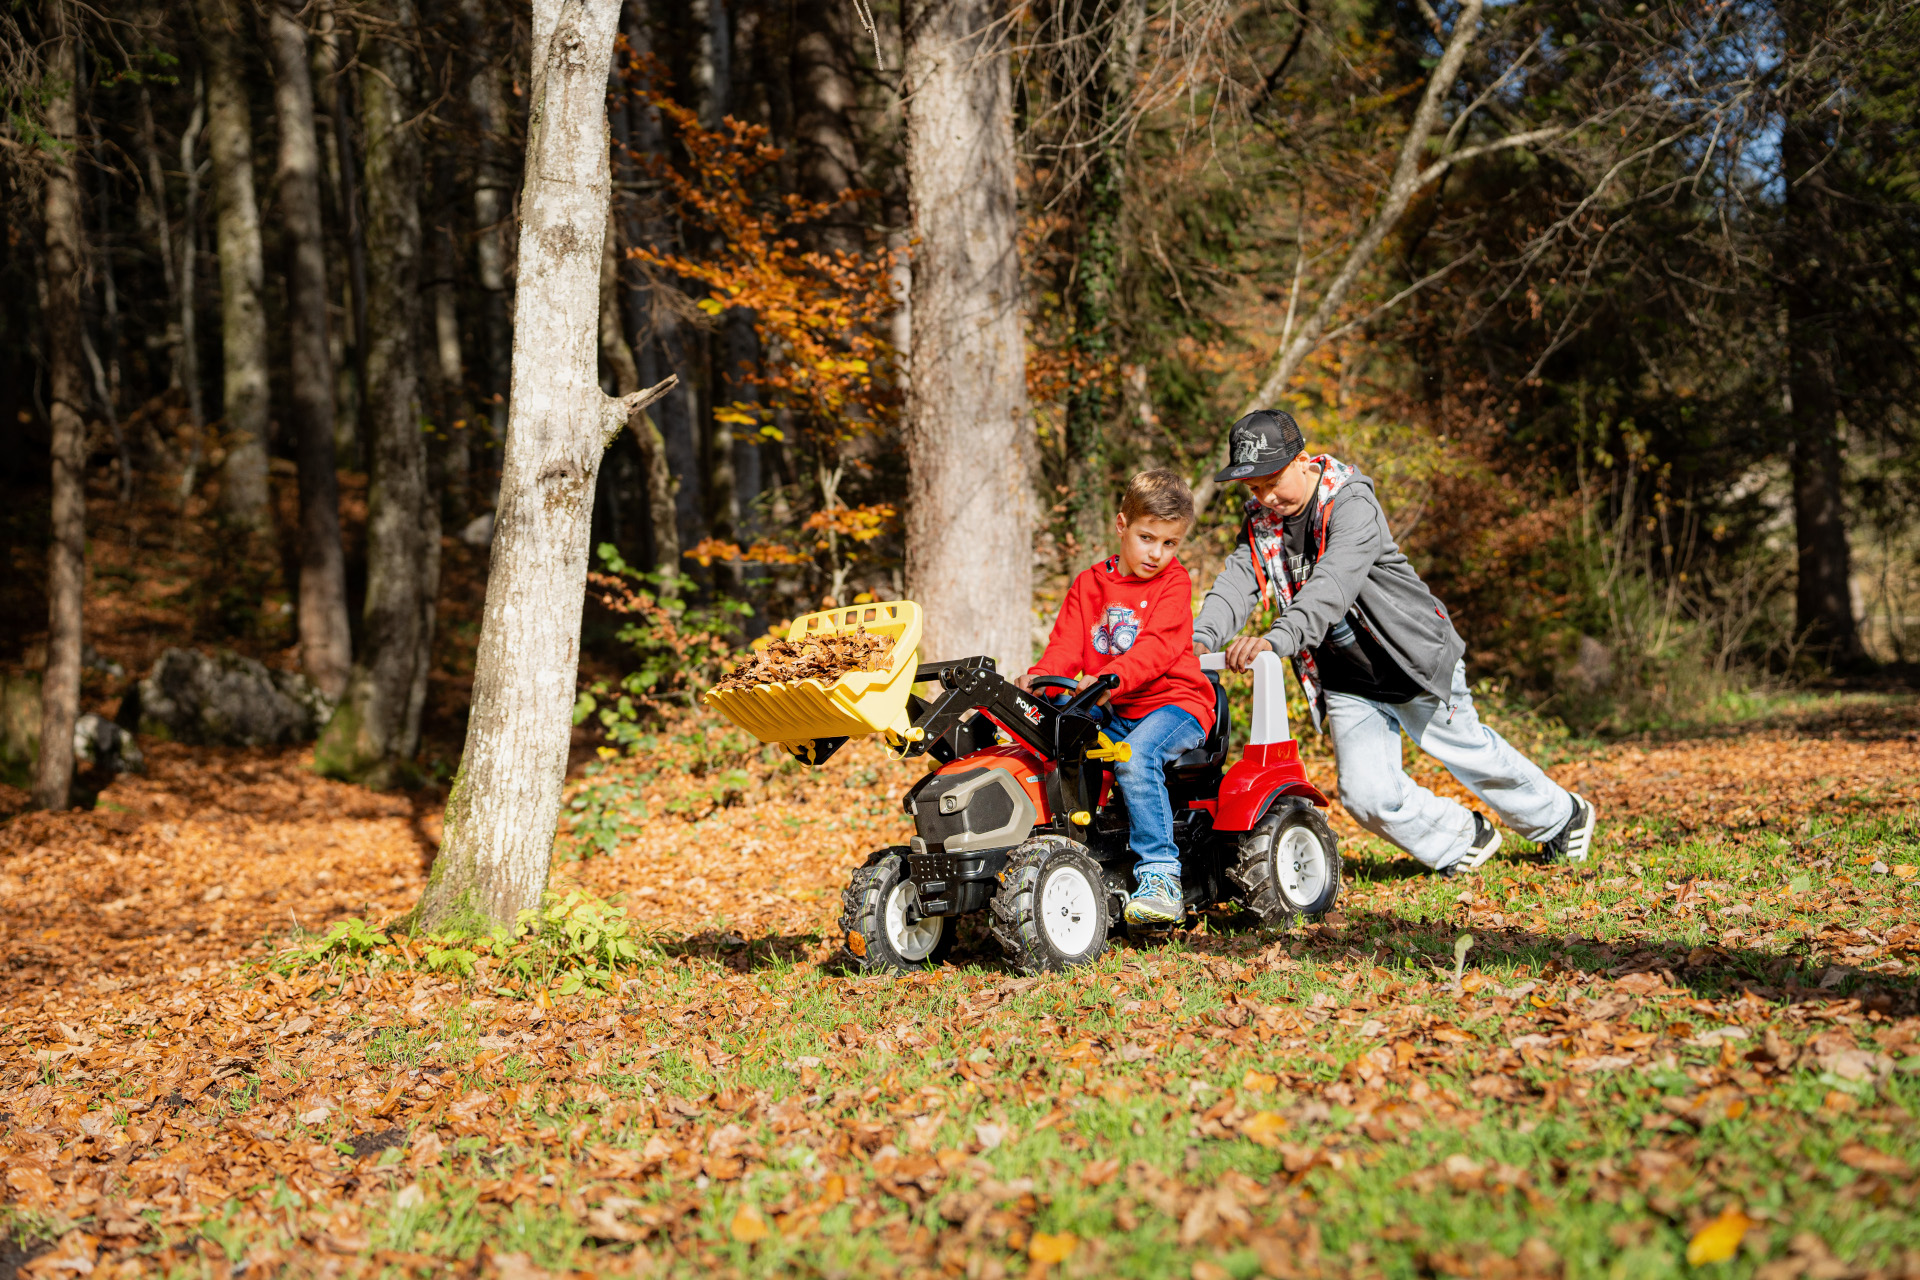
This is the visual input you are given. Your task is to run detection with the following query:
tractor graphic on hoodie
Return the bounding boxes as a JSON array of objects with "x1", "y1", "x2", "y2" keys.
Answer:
[{"x1": 1091, "y1": 604, "x2": 1140, "y2": 655}]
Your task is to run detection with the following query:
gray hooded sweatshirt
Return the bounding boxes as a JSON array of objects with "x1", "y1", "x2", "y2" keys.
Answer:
[{"x1": 1191, "y1": 466, "x2": 1466, "y2": 707}]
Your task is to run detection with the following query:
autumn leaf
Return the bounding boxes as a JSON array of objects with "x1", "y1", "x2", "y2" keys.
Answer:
[
  {"x1": 1685, "y1": 1208, "x2": 1752, "y2": 1265},
  {"x1": 1029, "y1": 1233, "x2": 1078, "y2": 1265},
  {"x1": 730, "y1": 1204, "x2": 770, "y2": 1243},
  {"x1": 1241, "y1": 1111, "x2": 1287, "y2": 1148},
  {"x1": 1837, "y1": 1143, "x2": 1911, "y2": 1177}
]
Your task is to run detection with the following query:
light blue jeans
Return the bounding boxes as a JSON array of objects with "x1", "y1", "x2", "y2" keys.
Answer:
[
  {"x1": 1325, "y1": 659, "x2": 1574, "y2": 872},
  {"x1": 1107, "y1": 704, "x2": 1206, "y2": 877}
]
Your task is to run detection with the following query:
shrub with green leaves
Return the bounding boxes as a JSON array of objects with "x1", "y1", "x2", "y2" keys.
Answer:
[
  {"x1": 559, "y1": 761, "x2": 652, "y2": 859},
  {"x1": 311, "y1": 916, "x2": 388, "y2": 957},
  {"x1": 506, "y1": 887, "x2": 650, "y2": 995},
  {"x1": 577, "y1": 544, "x2": 753, "y2": 749}
]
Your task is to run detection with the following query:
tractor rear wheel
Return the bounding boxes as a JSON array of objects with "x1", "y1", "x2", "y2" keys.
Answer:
[
  {"x1": 990, "y1": 836, "x2": 1110, "y2": 974},
  {"x1": 838, "y1": 848, "x2": 953, "y2": 972},
  {"x1": 1230, "y1": 800, "x2": 1341, "y2": 926}
]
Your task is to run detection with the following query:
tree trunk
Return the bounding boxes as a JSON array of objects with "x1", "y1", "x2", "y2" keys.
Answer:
[
  {"x1": 1787, "y1": 372, "x2": 1856, "y2": 660},
  {"x1": 690, "y1": 0, "x2": 731, "y2": 129},
  {"x1": 691, "y1": 0, "x2": 736, "y2": 561},
  {"x1": 193, "y1": 0, "x2": 273, "y2": 530},
  {"x1": 903, "y1": 0, "x2": 1032, "y2": 671},
  {"x1": 600, "y1": 207, "x2": 680, "y2": 581},
  {"x1": 460, "y1": 0, "x2": 516, "y2": 470},
  {"x1": 1059, "y1": 0, "x2": 1144, "y2": 556},
  {"x1": 178, "y1": 82, "x2": 209, "y2": 497},
  {"x1": 315, "y1": 0, "x2": 440, "y2": 784},
  {"x1": 266, "y1": 0, "x2": 353, "y2": 700},
  {"x1": 417, "y1": 0, "x2": 675, "y2": 933},
  {"x1": 137, "y1": 89, "x2": 183, "y2": 397},
  {"x1": 1061, "y1": 0, "x2": 1146, "y2": 556},
  {"x1": 430, "y1": 210, "x2": 470, "y2": 519},
  {"x1": 1779, "y1": 16, "x2": 1859, "y2": 663},
  {"x1": 792, "y1": 0, "x2": 861, "y2": 256},
  {"x1": 314, "y1": 7, "x2": 368, "y2": 467},
  {"x1": 626, "y1": 4, "x2": 704, "y2": 558},
  {"x1": 34, "y1": 0, "x2": 86, "y2": 812}
]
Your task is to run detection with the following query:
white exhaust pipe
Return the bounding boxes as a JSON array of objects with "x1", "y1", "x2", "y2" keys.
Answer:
[{"x1": 1197, "y1": 649, "x2": 1291, "y2": 745}]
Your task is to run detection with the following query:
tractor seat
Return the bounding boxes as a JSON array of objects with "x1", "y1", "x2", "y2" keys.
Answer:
[{"x1": 1166, "y1": 672, "x2": 1230, "y2": 778}]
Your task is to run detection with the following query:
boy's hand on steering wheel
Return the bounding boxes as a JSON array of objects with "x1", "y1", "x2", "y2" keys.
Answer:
[
  {"x1": 1075, "y1": 674, "x2": 1114, "y2": 706},
  {"x1": 1012, "y1": 673, "x2": 1035, "y2": 693},
  {"x1": 1223, "y1": 636, "x2": 1274, "y2": 671}
]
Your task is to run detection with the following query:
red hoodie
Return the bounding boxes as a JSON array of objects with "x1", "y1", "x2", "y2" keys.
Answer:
[{"x1": 1029, "y1": 556, "x2": 1216, "y2": 734}]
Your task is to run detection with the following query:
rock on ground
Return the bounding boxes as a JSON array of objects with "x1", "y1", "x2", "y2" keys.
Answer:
[
  {"x1": 121, "y1": 648, "x2": 336, "y2": 747},
  {"x1": 74, "y1": 713, "x2": 143, "y2": 775}
]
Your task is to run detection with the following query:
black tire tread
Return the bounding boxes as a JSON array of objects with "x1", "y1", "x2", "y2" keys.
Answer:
[
  {"x1": 1228, "y1": 800, "x2": 1341, "y2": 926},
  {"x1": 836, "y1": 847, "x2": 948, "y2": 973},
  {"x1": 989, "y1": 835, "x2": 1108, "y2": 975}
]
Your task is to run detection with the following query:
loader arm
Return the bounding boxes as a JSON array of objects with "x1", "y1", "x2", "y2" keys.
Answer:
[{"x1": 901, "y1": 660, "x2": 1112, "y2": 816}]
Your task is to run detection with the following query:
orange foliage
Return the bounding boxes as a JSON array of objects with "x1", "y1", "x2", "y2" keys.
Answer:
[{"x1": 622, "y1": 60, "x2": 900, "y2": 446}]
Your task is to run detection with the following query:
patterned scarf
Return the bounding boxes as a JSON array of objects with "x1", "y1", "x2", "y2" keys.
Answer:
[{"x1": 1242, "y1": 455, "x2": 1356, "y2": 729}]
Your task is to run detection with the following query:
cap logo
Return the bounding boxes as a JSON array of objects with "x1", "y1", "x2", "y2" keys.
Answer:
[{"x1": 1235, "y1": 432, "x2": 1268, "y2": 465}]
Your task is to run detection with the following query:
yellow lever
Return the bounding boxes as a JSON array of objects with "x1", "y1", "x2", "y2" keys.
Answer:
[{"x1": 1085, "y1": 732, "x2": 1131, "y2": 764}]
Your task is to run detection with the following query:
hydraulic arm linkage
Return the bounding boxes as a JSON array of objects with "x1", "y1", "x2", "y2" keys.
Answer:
[{"x1": 894, "y1": 658, "x2": 1120, "y2": 821}]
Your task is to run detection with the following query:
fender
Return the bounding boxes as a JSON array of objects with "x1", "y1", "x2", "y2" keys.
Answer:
[{"x1": 1211, "y1": 740, "x2": 1328, "y2": 832}]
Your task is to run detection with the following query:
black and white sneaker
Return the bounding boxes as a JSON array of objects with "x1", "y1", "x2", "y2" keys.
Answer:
[
  {"x1": 1539, "y1": 793, "x2": 1597, "y2": 863},
  {"x1": 1440, "y1": 812, "x2": 1502, "y2": 877}
]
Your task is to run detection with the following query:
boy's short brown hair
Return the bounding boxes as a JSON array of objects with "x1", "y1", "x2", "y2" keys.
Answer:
[{"x1": 1119, "y1": 468, "x2": 1195, "y2": 527}]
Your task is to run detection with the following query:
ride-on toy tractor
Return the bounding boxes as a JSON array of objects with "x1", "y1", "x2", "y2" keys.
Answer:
[{"x1": 703, "y1": 600, "x2": 1341, "y2": 974}]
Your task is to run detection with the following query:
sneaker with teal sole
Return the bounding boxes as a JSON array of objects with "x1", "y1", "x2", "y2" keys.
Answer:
[{"x1": 1124, "y1": 868, "x2": 1185, "y2": 927}]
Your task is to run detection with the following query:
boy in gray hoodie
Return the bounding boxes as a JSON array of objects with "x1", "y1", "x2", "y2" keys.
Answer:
[{"x1": 1191, "y1": 409, "x2": 1596, "y2": 875}]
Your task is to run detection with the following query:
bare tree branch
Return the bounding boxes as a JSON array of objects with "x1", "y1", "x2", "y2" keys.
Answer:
[{"x1": 1193, "y1": 0, "x2": 1486, "y2": 516}]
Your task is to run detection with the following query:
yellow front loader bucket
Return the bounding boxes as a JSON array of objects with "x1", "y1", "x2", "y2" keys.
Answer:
[{"x1": 702, "y1": 600, "x2": 922, "y2": 757}]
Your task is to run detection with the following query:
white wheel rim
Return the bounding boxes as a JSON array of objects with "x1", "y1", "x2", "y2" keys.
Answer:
[
  {"x1": 883, "y1": 880, "x2": 943, "y2": 962},
  {"x1": 1275, "y1": 824, "x2": 1329, "y2": 907},
  {"x1": 1039, "y1": 864, "x2": 1099, "y2": 955}
]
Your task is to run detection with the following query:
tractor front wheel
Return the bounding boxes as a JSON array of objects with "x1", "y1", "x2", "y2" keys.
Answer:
[
  {"x1": 1230, "y1": 800, "x2": 1341, "y2": 927},
  {"x1": 838, "y1": 848, "x2": 953, "y2": 973},
  {"x1": 989, "y1": 837, "x2": 1110, "y2": 974}
]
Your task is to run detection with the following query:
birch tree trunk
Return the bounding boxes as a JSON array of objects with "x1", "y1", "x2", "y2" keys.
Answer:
[
  {"x1": 315, "y1": 0, "x2": 440, "y2": 785},
  {"x1": 416, "y1": 0, "x2": 675, "y2": 932},
  {"x1": 34, "y1": 0, "x2": 86, "y2": 811},
  {"x1": 903, "y1": 0, "x2": 1032, "y2": 672},
  {"x1": 193, "y1": 0, "x2": 272, "y2": 530},
  {"x1": 266, "y1": 0, "x2": 353, "y2": 700}
]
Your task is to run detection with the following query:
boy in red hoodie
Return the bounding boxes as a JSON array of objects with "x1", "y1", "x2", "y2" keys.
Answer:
[{"x1": 1015, "y1": 469, "x2": 1215, "y2": 926}]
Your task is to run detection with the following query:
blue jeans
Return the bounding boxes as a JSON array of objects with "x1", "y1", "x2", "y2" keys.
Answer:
[
  {"x1": 1326, "y1": 658, "x2": 1575, "y2": 871},
  {"x1": 1106, "y1": 704, "x2": 1206, "y2": 877}
]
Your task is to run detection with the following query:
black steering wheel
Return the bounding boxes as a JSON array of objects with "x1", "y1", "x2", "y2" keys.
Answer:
[
  {"x1": 1059, "y1": 673, "x2": 1119, "y2": 718},
  {"x1": 1028, "y1": 676, "x2": 1080, "y2": 695}
]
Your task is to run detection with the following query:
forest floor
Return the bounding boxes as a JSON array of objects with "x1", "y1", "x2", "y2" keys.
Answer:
[{"x1": 2, "y1": 691, "x2": 1919, "y2": 1279}]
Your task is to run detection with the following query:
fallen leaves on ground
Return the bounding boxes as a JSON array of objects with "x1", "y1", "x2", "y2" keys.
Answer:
[{"x1": 2, "y1": 696, "x2": 1918, "y2": 1276}]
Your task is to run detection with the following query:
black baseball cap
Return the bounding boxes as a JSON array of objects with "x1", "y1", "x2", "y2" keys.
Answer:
[{"x1": 1213, "y1": 409, "x2": 1305, "y2": 482}]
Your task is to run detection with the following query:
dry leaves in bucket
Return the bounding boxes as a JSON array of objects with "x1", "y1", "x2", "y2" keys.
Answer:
[{"x1": 712, "y1": 629, "x2": 895, "y2": 691}]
